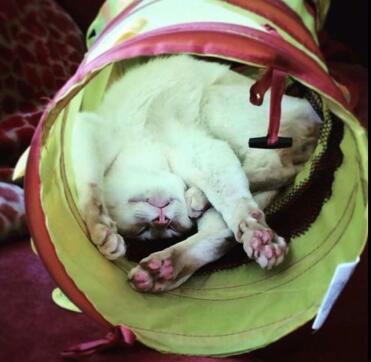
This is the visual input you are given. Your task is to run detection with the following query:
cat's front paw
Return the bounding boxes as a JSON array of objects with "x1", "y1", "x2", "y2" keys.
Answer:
[
  {"x1": 84, "y1": 191, "x2": 126, "y2": 260},
  {"x1": 91, "y1": 223, "x2": 126, "y2": 261},
  {"x1": 237, "y1": 210, "x2": 288, "y2": 269},
  {"x1": 185, "y1": 186, "x2": 209, "y2": 219}
]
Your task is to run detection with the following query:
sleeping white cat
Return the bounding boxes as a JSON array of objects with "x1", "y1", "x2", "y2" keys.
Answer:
[{"x1": 71, "y1": 55, "x2": 320, "y2": 293}]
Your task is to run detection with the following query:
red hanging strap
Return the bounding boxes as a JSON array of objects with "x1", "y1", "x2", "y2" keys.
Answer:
[
  {"x1": 267, "y1": 68, "x2": 287, "y2": 145},
  {"x1": 250, "y1": 67, "x2": 273, "y2": 106},
  {"x1": 61, "y1": 325, "x2": 136, "y2": 360},
  {"x1": 249, "y1": 67, "x2": 292, "y2": 149},
  {"x1": 248, "y1": 23, "x2": 292, "y2": 149}
]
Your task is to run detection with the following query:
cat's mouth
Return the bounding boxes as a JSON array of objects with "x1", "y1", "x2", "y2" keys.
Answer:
[
  {"x1": 119, "y1": 217, "x2": 194, "y2": 241},
  {"x1": 124, "y1": 226, "x2": 198, "y2": 263}
]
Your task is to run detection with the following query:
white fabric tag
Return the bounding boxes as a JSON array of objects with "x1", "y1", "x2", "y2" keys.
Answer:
[{"x1": 312, "y1": 257, "x2": 360, "y2": 330}]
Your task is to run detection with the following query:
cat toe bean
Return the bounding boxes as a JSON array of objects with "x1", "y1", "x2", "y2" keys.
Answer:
[
  {"x1": 147, "y1": 259, "x2": 162, "y2": 271},
  {"x1": 158, "y1": 260, "x2": 174, "y2": 280},
  {"x1": 256, "y1": 255, "x2": 269, "y2": 268},
  {"x1": 98, "y1": 233, "x2": 126, "y2": 260},
  {"x1": 90, "y1": 224, "x2": 111, "y2": 246},
  {"x1": 185, "y1": 186, "x2": 209, "y2": 219},
  {"x1": 128, "y1": 267, "x2": 154, "y2": 292}
]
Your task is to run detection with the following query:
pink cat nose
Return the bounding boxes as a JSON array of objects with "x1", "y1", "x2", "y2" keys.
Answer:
[
  {"x1": 152, "y1": 215, "x2": 170, "y2": 226},
  {"x1": 147, "y1": 197, "x2": 170, "y2": 209}
]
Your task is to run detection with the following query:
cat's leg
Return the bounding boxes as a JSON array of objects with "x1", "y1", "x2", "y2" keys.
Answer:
[
  {"x1": 71, "y1": 112, "x2": 126, "y2": 260},
  {"x1": 247, "y1": 165, "x2": 300, "y2": 193},
  {"x1": 253, "y1": 190, "x2": 279, "y2": 210},
  {"x1": 128, "y1": 190, "x2": 282, "y2": 293},
  {"x1": 184, "y1": 187, "x2": 277, "y2": 220},
  {"x1": 128, "y1": 208, "x2": 233, "y2": 292},
  {"x1": 185, "y1": 186, "x2": 210, "y2": 219},
  {"x1": 246, "y1": 118, "x2": 319, "y2": 193},
  {"x1": 171, "y1": 138, "x2": 288, "y2": 269},
  {"x1": 244, "y1": 146, "x2": 315, "y2": 193}
]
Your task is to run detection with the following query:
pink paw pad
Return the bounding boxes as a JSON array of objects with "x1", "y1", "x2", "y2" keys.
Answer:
[
  {"x1": 251, "y1": 237, "x2": 261, "y2": 249},
  {"x1": 247, "y1": 229, "x2": 273, "y2": 258},
  {"x1": 147, "y1": 259, "x2": 162, "y2": 271},
  {"x1": 255, "y1": 242, "x2": 287, "y2": 269},
  {"x1": 262, "y1": 245, "x2": 274, "y2": 259},
  {"x1": 254, "y1": 229, "x2": 272, "y2": 244},
  {"x1": 158, "y1": 259, "x2": 173, "y2": 280},
  {"x1": 133, "y1": 270, "x2": 149, "y2": 283},
  {"x1": 242, "y1": 224, "x2": 287, "y2": 268},
  {"x1": 129, "y1": 256, "x2": 176, "y2": 292},
  {"x1": 131, "y1": 270, "x2": 152, "y2": 290}
]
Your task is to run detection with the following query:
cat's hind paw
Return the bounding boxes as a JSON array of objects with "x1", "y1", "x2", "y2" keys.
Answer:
[
  {"x1": 238, "y1": 211, "x2": 288, "y2": 269},
  {"x1": 128, "y1": 257, "x2": 174, "y2": 293},
  {"x1": 83, "y1": 185, "x2": 126, "y2": 260},
  {"x1": 242, "y1": 229, "x2": 288, "y2": 269}
]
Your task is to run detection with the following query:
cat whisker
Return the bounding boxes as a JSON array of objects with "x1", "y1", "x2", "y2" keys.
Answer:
[{"x1": 134, "y1": 211, "x2": 151, "y2": 220}]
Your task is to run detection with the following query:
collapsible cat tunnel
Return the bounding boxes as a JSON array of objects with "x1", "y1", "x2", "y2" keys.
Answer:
[{"x1": 25, "y1": 0, "x2": 368, "y2": 357}]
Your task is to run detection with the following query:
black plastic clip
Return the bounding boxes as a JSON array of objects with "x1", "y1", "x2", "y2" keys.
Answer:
[{"x1": 249, "y1": 136, "x2": 292, "y2": 149}]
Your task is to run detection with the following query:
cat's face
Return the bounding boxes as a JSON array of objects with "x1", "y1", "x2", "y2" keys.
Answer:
[{"x1": 105, "y1": 168, "x2": 194, "y2": 241}]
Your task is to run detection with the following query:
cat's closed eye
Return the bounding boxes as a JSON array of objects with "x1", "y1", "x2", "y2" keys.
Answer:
[
  {"x1": 129, "y1": 197, "x2": 146, "y2": 203},
  {"x1": 137, "y1": 226, "x2": 149, "y2": 235},
  {"x1": 168, "y1": 224, "x2": 177, "y2": 231}
]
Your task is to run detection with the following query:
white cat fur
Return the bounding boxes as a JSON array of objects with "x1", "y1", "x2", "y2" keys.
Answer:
[{"x1": 71, "y1": 55, "x2": 320, "y2": 292}]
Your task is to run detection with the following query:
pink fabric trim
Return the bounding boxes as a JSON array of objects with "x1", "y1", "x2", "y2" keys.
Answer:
[
  {"x1": 267, "y1": 69, "x2": 287, "y2": 144},
  {"x1": 89, "y1": 0, "x2": 322, "y2": 65},
  {"x1": 24, "y1": 121, "x2": 112, "y2": 330},
  {"x1": 223, "y1": 0, "x2": 322, "y2": 58},
  {"x1": 249, "y1": 67, "x2": 289, "y2": 145},
  {"x1": 62, "y1": 22, "x2": 346, "y2": 108},
  {"x1": 61, "y1": 325, "x2": 136, "y2": 359},
  {"x1": 90, "y1": 0, "x2": 324, "y2": 66},
  {"x1": 250, "y1": 67, "x2": 273, "y2": 106}
]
